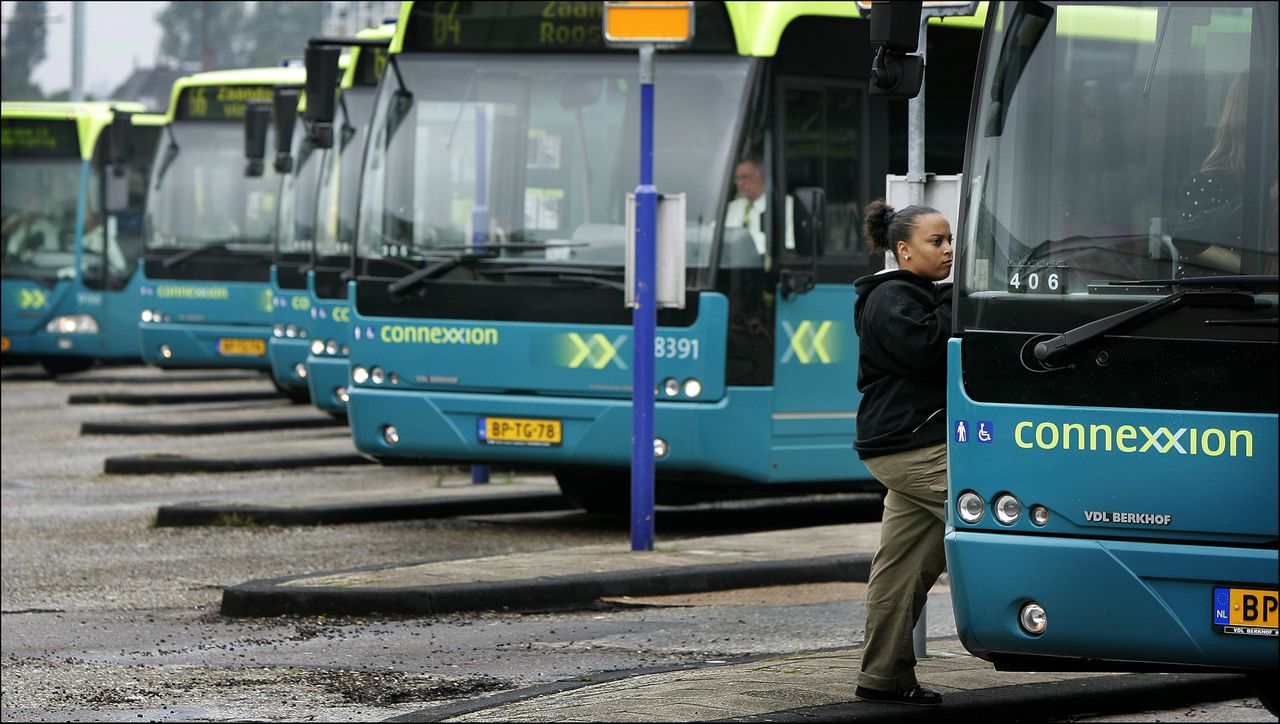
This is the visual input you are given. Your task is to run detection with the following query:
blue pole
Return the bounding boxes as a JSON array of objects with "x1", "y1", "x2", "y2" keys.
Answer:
[
  {"x1": 471, "y1": 104, "x2": 491, "y2": 486},
  {"x1": 631, "y1": 47, "x2": 657, "y2": 552}
]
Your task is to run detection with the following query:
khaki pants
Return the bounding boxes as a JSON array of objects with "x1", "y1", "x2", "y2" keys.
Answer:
[{"x1": 856, "y1": 441, "x2": 948, "y2": 691}]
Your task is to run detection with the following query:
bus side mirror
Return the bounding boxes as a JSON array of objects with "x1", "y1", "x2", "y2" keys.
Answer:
[
  {"x1": 244, "y1": 100, "x2": 271, "y2": 178},
  {"x1": 108, "y1": 111, "x2": 133, "y2": 177},
  {"x1": 305, "y1": 45, "x2": 341, "y2": 149},
  {"x1": 274, "y1": 88, "x2": 301, "y2": 174},
  {"x1": 869, "y1": 0, "x2": 925, "y2": 100},
  {"x1": 104, "y1": 172, "x2": 129, "y2": 213},
  {"x1": 793, "y1": 187, "x2": 826, "y2": 257}
]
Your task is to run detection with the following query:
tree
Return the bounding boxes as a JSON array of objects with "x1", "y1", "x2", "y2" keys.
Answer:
[
  {"x1": 243, "y1": 2, "x2": 324, "y2": 68},
  {"x1": 1, "y1": 1, "x2": 48, "y2": 100},
  {"x1": 157, "y1": 1, "x2": 248, "y2": 71}
]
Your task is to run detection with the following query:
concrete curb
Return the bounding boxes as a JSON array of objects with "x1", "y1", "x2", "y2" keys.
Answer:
[
  {"x1": 54, "y1": 372, "x2": 261, "y2": 385},
  {"x1": 219, "y1": 554, "x2": 872, "y2": 618},
  {"x1": 68, "y1": 390, "x2": 281, "y2": 405},
  {"x1": 154, "y1": 491, "x2": 574, "y2": 527},
  {"x1": 82, "y1": 416, "x2": 342, "y2": 436},
  {"x1": 104, "y1": 452, "x2": 371, "y2": 475},
  {"x1": 724, "y1": 671, "x2": 1255, "y2": 722}
]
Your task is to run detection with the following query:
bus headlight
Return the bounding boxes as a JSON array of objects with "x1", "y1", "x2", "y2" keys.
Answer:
[
  {"x1": 683, "y1": 378, "x2": 702, "y2": 398},
  {"x1": 653, "y1": 437, "x2": 670, "y2": 459},
  {"x1": 370, "y1": 366, "x2": 385, "y2": 384},
  {"x1": 994, "y1": 493, "x2": 1022, "y2": 525},
  {"x1": 141, "y1": 309, "x2": 154, "y2": 323},
  {"x1": 662, "y1": 378, "x2": 680, "y2": 397},
  {"x1": 46, "y1": 315, "x2": 99, "y2": 334},
  {"x1": 352, "y1": 366, "x2": 369, "y2": 384},
  {"x1": 957, "y1": 491, "x2": 985, "y2": 524},
  {"x1": 336, "y1": 387, "x2": 349, "y2": 404},
  {"x1": 285, "y1": 324, "x2": 298, "y2": 338},
  {"x1": 382, "y1": 425, "x2": 399, "y2": 445},
  {"x1": 326, "y1": 339, "x2": 339, "y2": 355},
  {"x1": 1019, "y1": 602, "x2": 1048, "y2": 635},
  {"x1": 159, "y1": 344, "x2": 173, "y2": 359},
  {"x1": 311, "y1": 339, "x2": 325, "y2": 355},
  {"x1": 293, "y1": 363, "x2": 307, "y2": 379},
  {"x1": 273, "y1": 324, "x2": 285, "y2": 337}
]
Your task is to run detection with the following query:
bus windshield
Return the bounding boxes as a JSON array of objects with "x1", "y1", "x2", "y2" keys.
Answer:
[
  {"x1": 315, "y1": 88, "x2": 377, "y2": 260},
  {"x1": 1, "y1": 157, "x2": 93, "y2": 281},
  {"x1": 146, "y1": 121, "x2": 280, "y2": 252},
  {"x1": 357, "y1": 53, "x2": 751, "y2": 271},
  {"x1": 960, "y1": 2, "x2": 1278, "y2": 331},
  {"x1": 275, "y1": 126, "x2": 321, "y2": 259}
]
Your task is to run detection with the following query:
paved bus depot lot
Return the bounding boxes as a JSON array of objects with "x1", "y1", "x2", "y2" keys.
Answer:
[{"x1": 0, "y1": 365, "x2": 1271, "y2": 722}]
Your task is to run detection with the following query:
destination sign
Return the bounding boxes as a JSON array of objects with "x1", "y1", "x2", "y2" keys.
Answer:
[
  {"x1": 403, "y1": 1, "x2": 733, "y2": 53},
  {"x1": 176, "y1": 85, "x2": 277, "y2": 120},
  {"x1": 0, "y1": 119, "x2": 79, "y2": 157}
]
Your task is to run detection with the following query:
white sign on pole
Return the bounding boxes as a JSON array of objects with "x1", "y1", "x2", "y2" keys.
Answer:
[{"x1": 625, "y1": 192, "x2": 687, "y2": 309}]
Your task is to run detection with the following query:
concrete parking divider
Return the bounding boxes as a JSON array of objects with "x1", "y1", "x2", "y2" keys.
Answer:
[
  {"x1": 104, "y1": 452, "x2": 371, "y2": 475},
  {"x1": 155, "y1": 491, "x2": 574, "y2": 527},
  {"x1": 69, "y1": 390, "x2": 283, "y2": 405}
]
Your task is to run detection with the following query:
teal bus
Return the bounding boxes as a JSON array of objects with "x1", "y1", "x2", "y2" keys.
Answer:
[
  {"x1": 137, "y1": 67, "x2": 306, "y2": 374},
  {"x1": 303, "y1": 26, "x2": 392, "y2": 416},
  {"x1": 2, "y1": 102, "x2": 163, "y2": 375},
  {"x1": 340, "y1": 1, "x2": 982, "y2": 510},
  {"x1": 933, "y1": 1, "x2": 1277, "y2": 712}
]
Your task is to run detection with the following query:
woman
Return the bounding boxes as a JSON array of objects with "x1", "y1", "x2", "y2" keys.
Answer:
[{"x1": 852, "y1": 199, "x2": 953, "y2": 708}]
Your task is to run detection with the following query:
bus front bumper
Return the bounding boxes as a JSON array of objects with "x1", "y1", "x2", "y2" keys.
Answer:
[
  {"x1": 268, "y1": 337, "x2": 311, "y2": 390},
  {"x1": 945, "y1": 530, "x2": 1278, "y2": 671},
  {"x1": 306, "y1": 354, "x2": 349, "y2": 412},
  {"x1": 139, "y1": 323, "x2": 272, "y2": 370}
]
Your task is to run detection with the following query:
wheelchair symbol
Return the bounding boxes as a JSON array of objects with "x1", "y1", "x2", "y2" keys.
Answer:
[{"x1": 977, "y1": 421, "x2": 993, "y2": 443}]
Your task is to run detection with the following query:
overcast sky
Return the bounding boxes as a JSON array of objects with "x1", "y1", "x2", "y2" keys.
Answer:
[{"x1": 1, "y1": 1, "x2": 166, "y2": 97}]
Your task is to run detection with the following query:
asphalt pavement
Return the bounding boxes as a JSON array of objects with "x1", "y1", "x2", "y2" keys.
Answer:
[{"x1": 212, "y1": 506, "x2": 1255, "y2": 722}]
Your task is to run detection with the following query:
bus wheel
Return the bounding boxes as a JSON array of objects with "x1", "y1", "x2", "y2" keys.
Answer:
[
  {"x1": 40, "y1": 357, "x2": 93, "y2": 377},
  {"x1": 554, "y1": 471, "x2": 630, "y2": 516},
  {"x1": 1249, "y1": 672, "x2": 1279, "y2": 716}
]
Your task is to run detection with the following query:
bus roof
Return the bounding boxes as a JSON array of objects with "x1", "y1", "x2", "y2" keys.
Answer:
[
  {"x1": 2, "y1": 101, "x2": 154, "y2": 161},
  {"x1": 389, "y1": 1, "x2": 986, "y2": 57},
  {"x1": 163, "y1": 66, "x2": 306, "y2": 123}
]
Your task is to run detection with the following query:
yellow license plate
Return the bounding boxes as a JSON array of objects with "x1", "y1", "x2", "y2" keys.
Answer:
[
  {"x1": 1, "y1": 336, "x2": 10, "y2": 353},
  {"x1": 1213, "y1": 587, "x2": 1278, "y2": 636},
  {"x1": 478, "y1": 416, "x2": 562, "y2": 446},
  {"x1": 217, "y1": 337, "x2": 266, "y2": 357}
]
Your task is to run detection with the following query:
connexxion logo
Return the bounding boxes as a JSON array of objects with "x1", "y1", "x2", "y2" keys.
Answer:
[
  {"x1": 18, "y1": 288, "x2": 47, "y2": 309},
  {"x1": 780, "y1": 320, "x2": 839, "y2": 364},
  {"x1": 1014, "y1": 421, "x2": 1255, "y2": 458}
]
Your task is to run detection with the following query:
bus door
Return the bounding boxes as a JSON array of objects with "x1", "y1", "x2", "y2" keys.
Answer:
[{"x1": 770, "y1": 77, "x2": 880, "y2": 482}]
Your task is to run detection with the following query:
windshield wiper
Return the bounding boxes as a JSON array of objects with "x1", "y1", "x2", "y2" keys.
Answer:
[
  {"x1": 496, "y1": 265, "x2": 627, "y2": 291},
  {"x1": 1034, "y1": 282, "x2": 1270, "y2": 364},
  {"x1": 387, "y1": 250, "x2": 496, "y2": 297},
  {"x1": 1108, "y1": 275, "x2": 1279, "y2": 291},
  {"x1": 161, "y1": 241, "x2": 226, "y2": 268}
]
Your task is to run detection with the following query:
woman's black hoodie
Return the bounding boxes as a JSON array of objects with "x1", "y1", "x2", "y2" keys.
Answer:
[{"x1": 852, "y1": 270, "x2": 952, "y2": 459}]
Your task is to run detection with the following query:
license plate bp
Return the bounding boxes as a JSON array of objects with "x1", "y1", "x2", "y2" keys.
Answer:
[
  {"x1": 477, "y1": 416, "x2": 562, "y2": 446},
  {"x1": 1213, "y1": 587, "x2": 1279, "y2": 637},
  {"x1": 217, "y1": 337, "x2": 266, "y2": 357}
]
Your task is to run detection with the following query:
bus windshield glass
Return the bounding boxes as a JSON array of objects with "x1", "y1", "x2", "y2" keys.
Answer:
[
  {"x1": 357, "y1": 54, "x2": 750, "y2": 270},
  {"x1": 315, "y1": 88, "x2": 376, "y2": 260},
  {"x1": 275, "y1": 127, "x2": 321, "y2": 259},
  {"x1": 145, "y1": 121, "x2": 280, "y2": 252},
  {"x1": 1, "y1": 158, "x2": 94, "y2": 281},
  {"x1": 960, "y1": 2, "x2": 1278, "y2": 328}
]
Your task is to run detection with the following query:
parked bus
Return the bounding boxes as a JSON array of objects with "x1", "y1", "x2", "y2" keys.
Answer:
[
  {"x1": 338, "y1": 1, "x2": 982, "y2": 510},
  {"x1": 303, "y1": 26, "x2": 392, "y2": 417},
  {"x1": 930, "y1": 1, "x2": 1277, "y2": 712},
  {"x1": 2, "y1": 102, "x2": 163, "y2": 375},
  {"x1": 137, "y1": 67, "x2": 305, "y2": 375}
]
